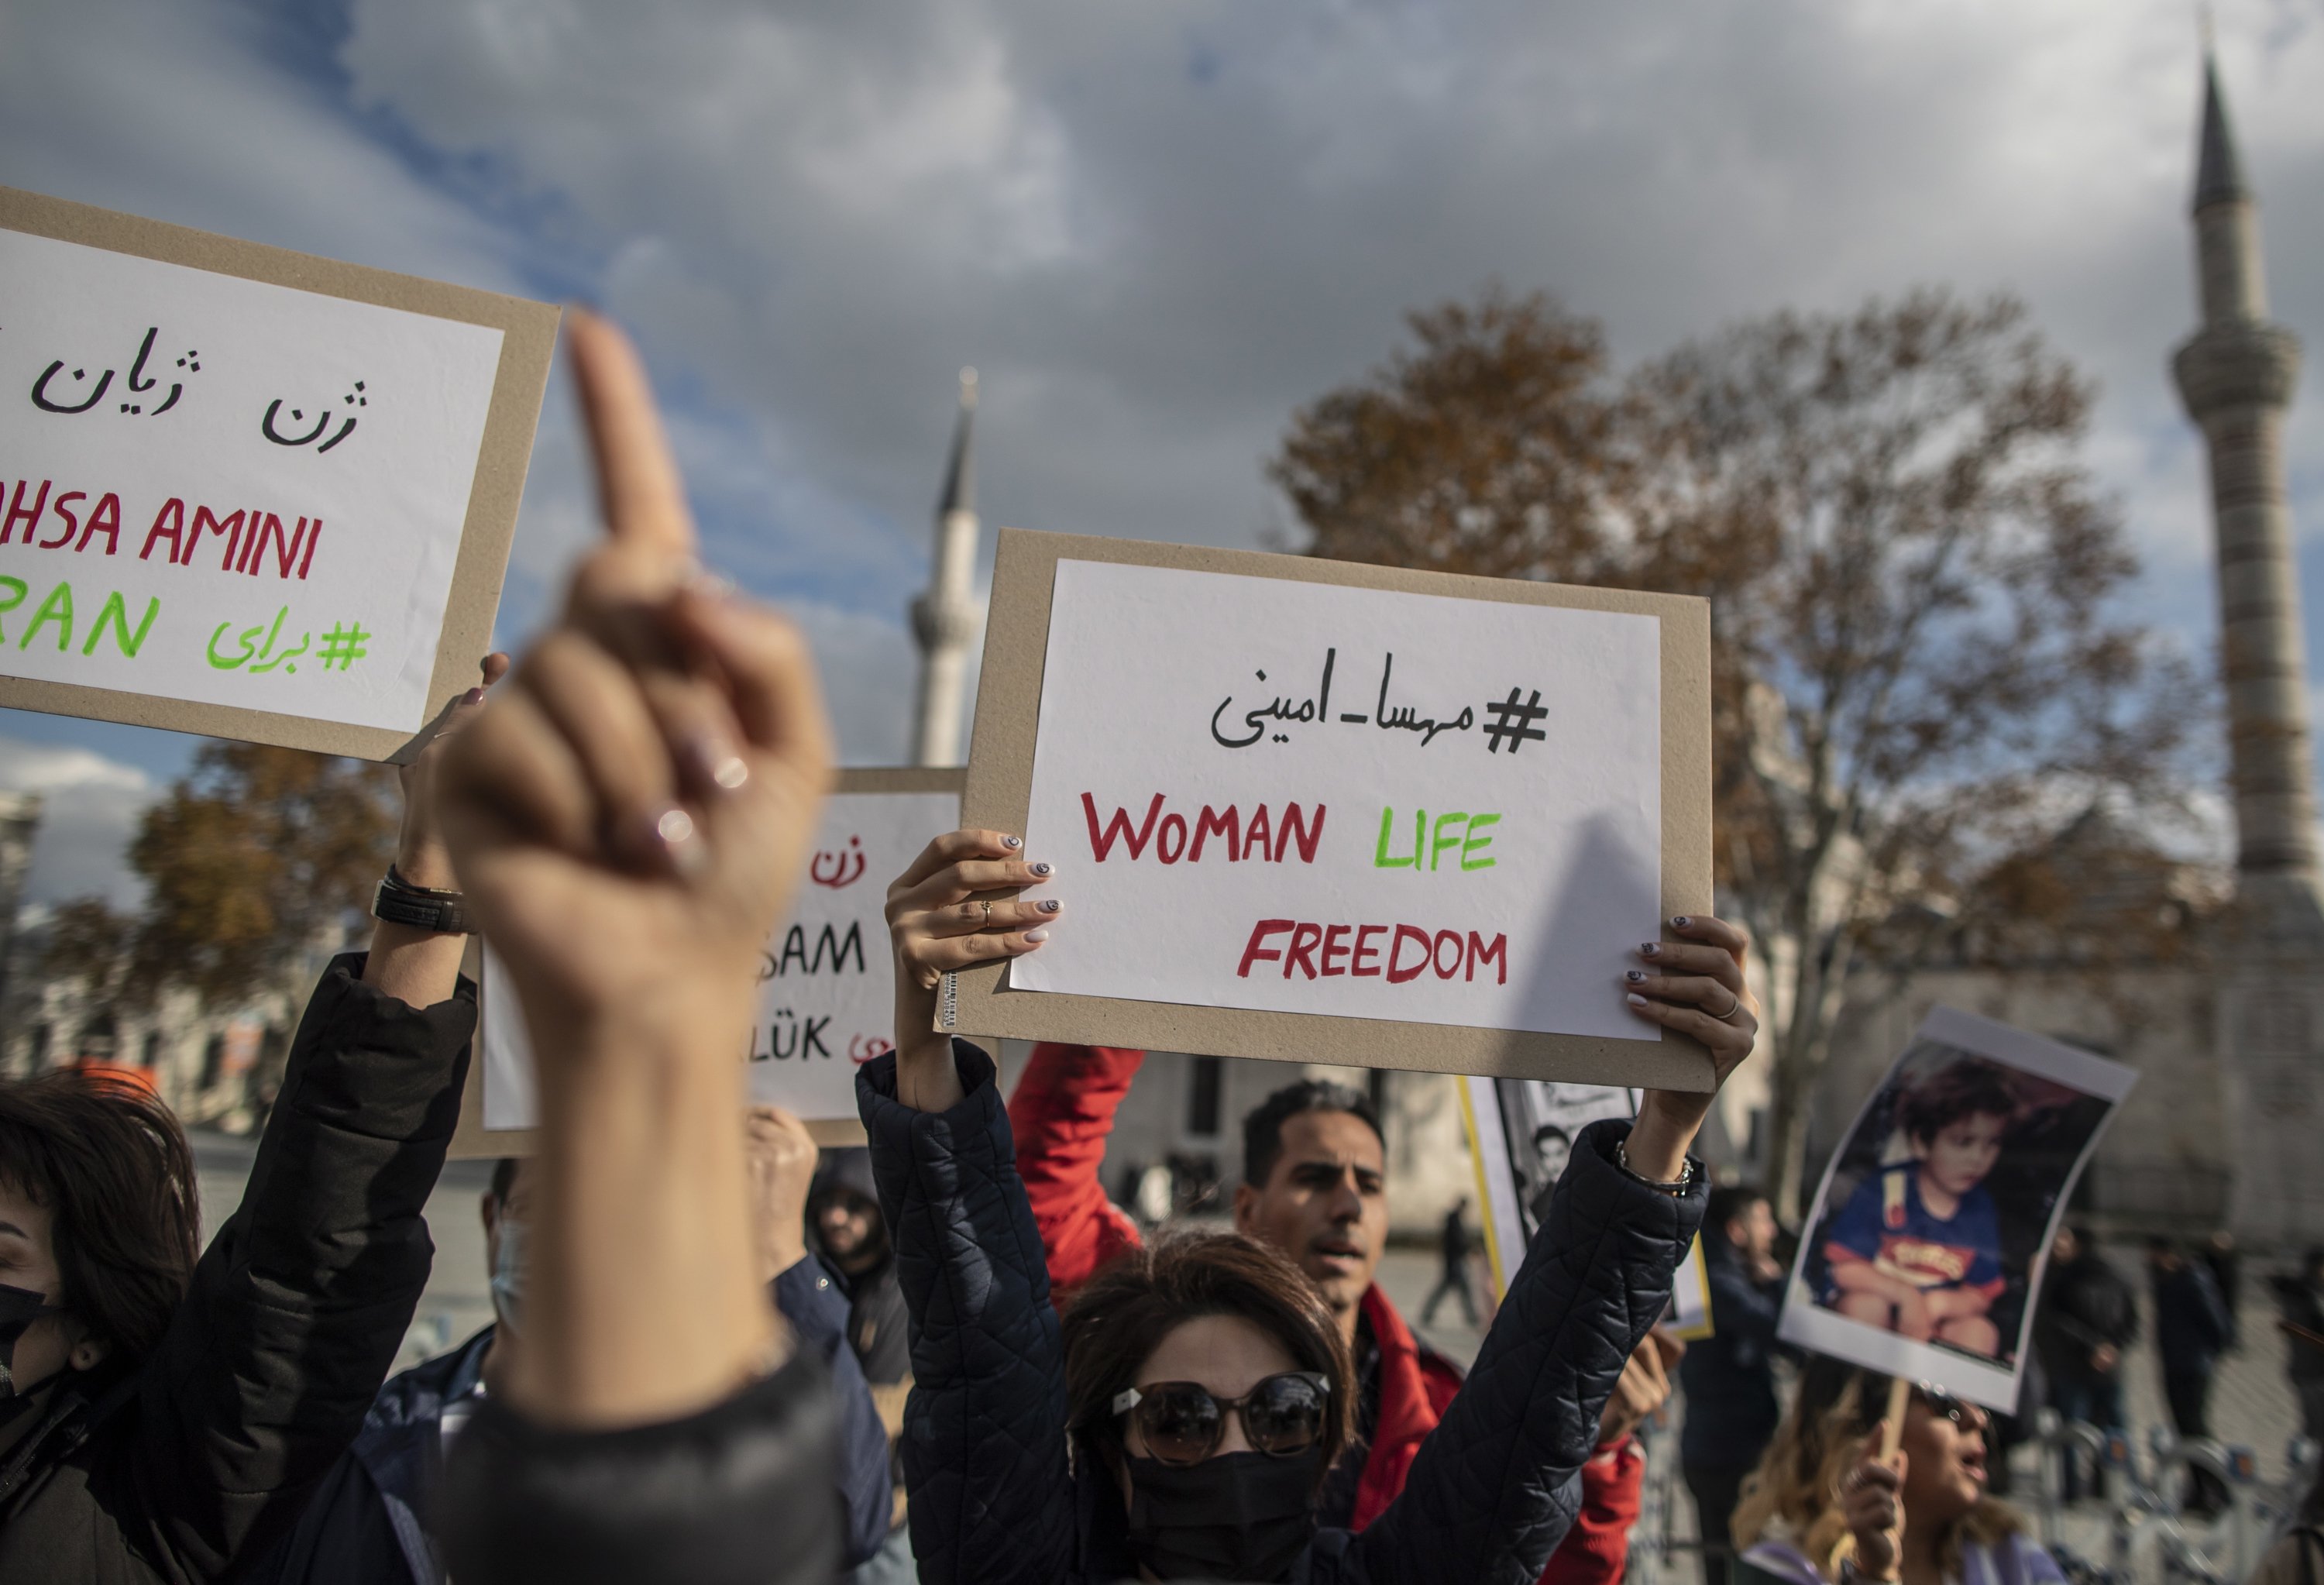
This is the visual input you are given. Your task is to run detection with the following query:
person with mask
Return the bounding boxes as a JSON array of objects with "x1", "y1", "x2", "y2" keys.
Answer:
[
  {"x1": 813, "y1": 1147, "x2": 915, "y2": 1583},
  {"x1": 1009, "y1": 1045, "x2": 1682, "y2": 1582},
  {"x1": 868, "y1": 826, "x2": 1758, "y2": 1583},
  {"x1": 1680, "y1": 1184, "x2": 1787, "y2": 1585},
  {"x1": 1731, "y1": 1358, "x2": 2063, "y2": 1585},
  {"x1": 258, "y1": 1109, "x2": 894, "y2": 1583},
  {"x1": 0, "y1": 664, "x2": 494, "y2": 1582},
  {"x1": 431, "y1": 311, "x2": 848, "y2": 1585}
]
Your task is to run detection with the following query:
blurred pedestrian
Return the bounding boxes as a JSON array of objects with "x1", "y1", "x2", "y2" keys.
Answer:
[
  {"x1": 1681, "y1": 1184, "x2": 1787, "y2": 1585},
  {"x1": 2033, "y1": 1225, "x2": 2136, "y2": 1503},
  {"x1": 2268, "y1": 1246, "x2": 2324, "y2": 1442},
  {"x1": 2148, "y1": 1236, "x2": 2232, "y2": 1517},
  {"x1": 2200, "y1": 1229, "x2": 2240, "y2": 1343},
  {"x1": 1420, "y1": 1195, "x2": 1479, "y2": 1328}
]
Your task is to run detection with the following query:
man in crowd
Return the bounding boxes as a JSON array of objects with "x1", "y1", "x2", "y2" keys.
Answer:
[
  {"x1": 2150, "y1": 1236, "x2": 2233, "y2": 1518},
  {"x1": 2269, "y1": 1247, "x2": 2324, "y2": 1442},
  {"x1": 2033, "y1": 1225, "x2": 2137, "y2": 1502},
  {"x1": 256, "y1": 1110, "x2": 893, "y2": 1582},
  {"x1": 811, "y1": 1147, "x2": 915, "y2": 1583},
  {"x1": 1420, "y1": 1194, "x2": 1479, "y2": 1328},
  {"x1": 1677, "y1": 1184, "x2": 1785, "y2": 1585},
  {"x1": 1009, "y1": 1044, "x2": 1666, "y2": 1584}
]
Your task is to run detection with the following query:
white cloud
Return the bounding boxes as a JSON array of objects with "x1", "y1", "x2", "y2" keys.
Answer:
[{"x1": 0, "y1": 737, "x2": 158, "y2": 909}]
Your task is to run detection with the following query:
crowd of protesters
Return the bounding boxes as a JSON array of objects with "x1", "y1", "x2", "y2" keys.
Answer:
[{"x1": 1, "y1": 311, "x2": 2319, "y2": 1585}]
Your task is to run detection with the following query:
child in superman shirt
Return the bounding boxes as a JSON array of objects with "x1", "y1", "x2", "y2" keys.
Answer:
[{"x1": 1822, "y1": 1057, "x2": 2016, "y2": 1358}]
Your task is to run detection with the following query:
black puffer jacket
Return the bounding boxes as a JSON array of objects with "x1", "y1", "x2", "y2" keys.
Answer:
[
  {"x1": 859, "y1": 1043, "x2": 1703, "y2": 1585},
  {"x1": 0, "y1": 954, "x2": 474, "y2": 1584}
]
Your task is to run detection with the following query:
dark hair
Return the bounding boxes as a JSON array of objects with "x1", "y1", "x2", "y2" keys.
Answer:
[
  {"x1": 1897, "y1": 1057, "x2": 2016, "y2": 1146},
  {"x1": 1060, "y1": 1231, "x2": 1355, "y2": 1487},
  {"x1": 1707, "y1": 1184, "x2": 1767, "y2": 1234},
  {"x1": 1241, "y1": 1080, "x2": 1380, "y2": 1188},
  {"x1": 0, "y1": 1070, "x2": 200, "y2": 1363},
  {"x1": 490, "y1": 1157, "x2": 524, "y2": 1205},
  {"x1": 1532, "y1": 1123, "x2": 1572, "y2": 1152}
]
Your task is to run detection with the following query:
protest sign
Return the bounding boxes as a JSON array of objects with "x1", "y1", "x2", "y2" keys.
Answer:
[
  {"x1": 451, "y1": 768, "x2": 964, "y2": 1157},
  {"x1": 949, "y1": 528, "x2": 1714, "y2": 1088},
  {"x1": 1459, "y1": 1075, "x2": 1711, "y2": 1337},
  {"x1": 1776, "y1": 1007, "x2": 2136, "y2": 1411},
  {"x1": 0, "y1": 187, "x2": 557, "y2": 758}
]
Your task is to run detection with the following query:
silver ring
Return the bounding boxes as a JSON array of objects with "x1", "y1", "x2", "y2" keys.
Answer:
[
  {"x1": 979, "y1": 899, "x2": 993, "y2": 927},
  {"x1": 1710, "y1": 988, "x2": 1742, "y2": 1021}
]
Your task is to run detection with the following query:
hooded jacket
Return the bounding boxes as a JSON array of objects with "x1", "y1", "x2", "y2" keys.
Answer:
[
  {"x1": 1009, "y1": 1042, "x2": 1646, "y2": 1573},
  {"x1": 862, "y1": 1042, "x2": 1701, "y2": 1585},
  {"x1": 0, "y1": 954, "x2": 473, "y2": 1585}
]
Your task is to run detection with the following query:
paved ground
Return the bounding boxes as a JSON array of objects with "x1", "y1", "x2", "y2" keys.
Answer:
[{"x1": 197, "y1": 1137, "x2": 2309, "y2": 1580}]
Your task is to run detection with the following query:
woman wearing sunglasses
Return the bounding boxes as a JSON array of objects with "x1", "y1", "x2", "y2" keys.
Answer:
[
  {"x1": 1730, "y1": 1357, "x2": 2064, "y2": 1585},
  {"x1": 861, "y1": 829, "x2": 1762, "y2": 1584}
]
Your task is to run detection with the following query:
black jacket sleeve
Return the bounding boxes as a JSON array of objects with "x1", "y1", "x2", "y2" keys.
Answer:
[
  {"x1": 774, "y1": 1256, "x2": 896, "y2": 1566},
  {"x1": 857, "y1": 1044, "x2": 1076, "y2": 1585},
  {"x1": 132, "y1": 952, "x2": 475, "y2": 1579},
  {"x1": 436, "y1": 1351, "x2": 842, "y2": 1585},
  {"x1": 1312, "y1": 1118, "x2": 1705, "y2": 1585}
]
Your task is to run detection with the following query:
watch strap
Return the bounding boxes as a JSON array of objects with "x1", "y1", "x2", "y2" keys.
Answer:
[{"x1": 373, "y1": 868, "x2": 473, "y2": 934}]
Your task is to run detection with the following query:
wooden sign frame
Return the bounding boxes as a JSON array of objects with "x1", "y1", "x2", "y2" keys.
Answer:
[
  {"x1": 0, "y1": 186, "x2": 559, "y2": 762},
  {"x1": 949, "y1": 528, "x2": 1717, "y2": 1092},
  {"x1": 449, "y1": 766, "x2": 968, "y2": 1160}
]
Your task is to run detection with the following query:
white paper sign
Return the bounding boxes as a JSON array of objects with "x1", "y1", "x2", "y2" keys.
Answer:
[
  {"x1": 483, "y1": 787, "x2": 961, "y2": 1128},
  {"x1": 1012, "y1": 559, "x2": 1662, "y2": 1040},
  {"x1": 0, "y1": 229, "x2": 504, "y2": 734},
  {"x1": 1777, "y1": 1008, "x2": 2137, "y2": 1411}
]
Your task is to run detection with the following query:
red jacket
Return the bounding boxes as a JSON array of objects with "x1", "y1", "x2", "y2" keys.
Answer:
[{"x1": 1009, "y1": 1042, "x2": 1643, "y2": 1585}]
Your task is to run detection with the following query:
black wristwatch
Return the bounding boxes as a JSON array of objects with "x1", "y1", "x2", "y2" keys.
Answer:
[{"x1": 372, "y1": 865, "x2": 474, "y2": 935}]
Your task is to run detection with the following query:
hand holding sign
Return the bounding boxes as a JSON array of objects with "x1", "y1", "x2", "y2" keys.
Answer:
[
  {"x1": 1841, "y1": 1435, "x2": 1907, "y2": 1583},
  {"x1": 1624, "y1": 914, "x2": 1760, "y2": 1179},
  {"x1": 885, "y1": 827, "x2": 1058, "y2": 1112}
]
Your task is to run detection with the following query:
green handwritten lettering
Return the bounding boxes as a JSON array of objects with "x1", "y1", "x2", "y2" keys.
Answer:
[
  {"x1": 81, "y1": 592, "x2": 160, "y2": 658},
  {"x1": 0, "y1": 577, "x2": 25, "y2": 644},
  {"x1": 1373, "y1": 806, "x2": 1415, "y2": 868},
  {"x1": 19, "y1": 581, "x2": 72, "y2": 652},
  {"x1": 1461, "y1": 813, "x2": 1499, "y2": 871}
]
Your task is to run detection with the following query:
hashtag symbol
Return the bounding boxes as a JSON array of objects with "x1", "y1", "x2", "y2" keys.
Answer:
[
  {"x1": 1481, "y1": 687, "x2": 1549, "y2": 754},
  {"x1": 316, "y1": 622, "x2": 370, "y2": 671}
]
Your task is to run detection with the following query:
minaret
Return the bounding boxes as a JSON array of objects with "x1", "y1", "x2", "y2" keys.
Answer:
[
  {"x1": 909, "y1": 369, "x2": 982, "y2": 766},
  {"x1": 2171, "y1": 48, "x2": 2324, "y2": 1246},
  {"x1": 2171, "y1": 52, "x2": 2320, "y2": 927}
]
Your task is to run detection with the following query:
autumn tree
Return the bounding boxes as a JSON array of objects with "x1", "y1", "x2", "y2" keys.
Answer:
[
  {"x1": 1275, "y1": 286, "x2": 2202, "y2": 1221},
  {"x1": 46, "y1": 742, "x2": 400, "y2": 1014}
]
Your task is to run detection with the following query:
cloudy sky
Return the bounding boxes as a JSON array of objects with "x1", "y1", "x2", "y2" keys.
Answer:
[{"x1": 2, "y1": 0, "x2": 2319, "y2": 909}]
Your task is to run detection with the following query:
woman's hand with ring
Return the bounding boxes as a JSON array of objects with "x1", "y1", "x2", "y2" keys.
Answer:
[
  {"x1": 1624, "y1": 914, "x2": 1761, "y2": 1178},
  {"x1": 884, "y1": 829, "x2": 1060, "y2": 1111}
]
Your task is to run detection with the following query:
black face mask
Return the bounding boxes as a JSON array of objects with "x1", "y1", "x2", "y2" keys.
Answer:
[
  {"x1": 1124, "y1": 1447, "x2": 1323, "y2": 1582},
  {"x1": 0, "y1": 1283, "x2": 58, "y2": 1404}
]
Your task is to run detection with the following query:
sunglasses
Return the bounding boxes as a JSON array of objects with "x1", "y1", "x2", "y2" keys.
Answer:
[
  {"x1": 1911, "y1": 1384, "x2": 1983, "y2": 1429},
  {"x1": 1113, "y1": 1371, "x2": 1331, "y2": 1466}
]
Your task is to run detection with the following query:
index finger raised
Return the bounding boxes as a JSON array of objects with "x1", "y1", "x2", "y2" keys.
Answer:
[{"x1": 567, "y1": 310, "x2": 696, "y2": 563}]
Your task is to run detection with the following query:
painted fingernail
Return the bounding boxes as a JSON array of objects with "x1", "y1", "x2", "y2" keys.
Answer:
[
  {"x1": 1640, "y1": 942, "x2": 1660, "y2": 958},
  {"x1": 1002, "y1": 835, "x2": 1023, "y2": 850},
  {"x1": 1024, "y1": 928, "x2": 1050, "y2": 943},
  {"x1": 649, "y1": 805, "x2": 706, "y2": 875},
  {"x1": 1037, "y1": 899, "x2": 1062, "y2": 913},
  {"x1": 1670, "y1": 916, "x2": 1692, "y2": 929},
  {"x1": 1625, "y1": 969, "x2": 1648, "y2": 983},
  {"x1": 463, "y1": 686, "x2": 486, "y2": 706},
  {"x1": 1626, "y1": 992, "x2": 1649, "y2": 1009},
  {"x1": 1029, "y1": 861, "x2": 1054, "y2": 877}
]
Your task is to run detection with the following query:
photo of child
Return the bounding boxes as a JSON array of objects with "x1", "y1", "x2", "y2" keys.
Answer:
[
  {"x1": 1819, "y1": 1057, "x2": 2014, "y2": 1356},
  {"x1": 1492, "y1": 1078, "x2": 1635, "y2": 1239},
  {"x1": 1779, "y1": 1007, "x2": 2137, "y2": 1411}
]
